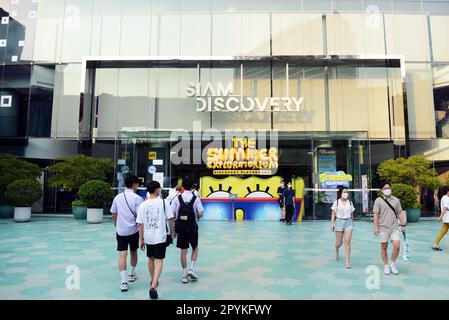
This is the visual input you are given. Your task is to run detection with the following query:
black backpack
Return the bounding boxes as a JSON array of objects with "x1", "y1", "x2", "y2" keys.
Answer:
[{"x1": 175, "y1": 194, "x2": 197, "y2": 233}]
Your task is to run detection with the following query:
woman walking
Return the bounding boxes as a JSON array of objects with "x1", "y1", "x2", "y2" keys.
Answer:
[
  {"x1": 331, "y1": 186, "x2": 355, "y2": 268},
  {"x1": 432, "y1": 187, "x2": 449, "y2": 251}
]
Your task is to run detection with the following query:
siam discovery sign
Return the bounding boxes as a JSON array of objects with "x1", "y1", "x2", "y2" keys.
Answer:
[{"x1": 186, "y1": 82, "x2": 304, "y2": 112}]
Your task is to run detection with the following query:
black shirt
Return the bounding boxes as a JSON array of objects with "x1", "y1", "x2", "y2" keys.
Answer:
[{"x1": 283, "y1": 188, "x2": 295, "y2": 206}]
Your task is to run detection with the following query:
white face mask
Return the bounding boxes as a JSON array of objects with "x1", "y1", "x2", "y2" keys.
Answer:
[
  {"x1": 342, "y1": 192, "x2": 349, "y2": 199},
  {"x1": 383, "y1": 189, "x2": 392, "y2": 196},
  {"x1": 287, "y1": 184, "x2": 292, "y2": 188}
]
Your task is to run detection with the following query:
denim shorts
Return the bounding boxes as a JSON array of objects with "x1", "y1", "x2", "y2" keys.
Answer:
[{"x1": 335, "y1": 218, "x2": 353, "y2": 232}]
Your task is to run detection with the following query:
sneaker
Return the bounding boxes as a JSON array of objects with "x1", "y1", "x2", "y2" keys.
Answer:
[
  {"x1": 389, "y1": 262, "x2": 399, "y2": 275},
  {"x1": 181, "y1": 274, "x2": 189, "y2": 284},
  {"x1": 149, "y1": 287, "x2": 158, "y2": 299},
  {"x1": 187, "y1": 269, "x2": 198, "y2": 281},
  {"x1": 432, "y1": 246, "x2": 443, "y2": 251},
  {"x1": 128, "y1": 273, "x2": 136, "y2": 282},
  {"x1": 383, "y1": 265, "x2": 391, "y2": 275},
  {"x1": 120, "y1": 282, "x2": 128, "y2": 292}
]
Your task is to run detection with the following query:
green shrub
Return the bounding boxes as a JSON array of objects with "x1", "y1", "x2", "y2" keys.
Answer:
[
  {"x1": 72, "y1": 200, "x2": 87, "y2": 207},
  {"x1": 391, "y1": 183, "x2": 420, "y2": 209},
  {"x1": 78, "y1": 180, "x2": 113, "y2": 208},
  {"x1": 0, "y1": 153, "x2": 41, "y2": 196},
  {"x1": 48, "y1": 154, "x2": 114, "y2": 191},
  {"x1": 5, "y1": 179, "x2": 42, "y2": 207}
]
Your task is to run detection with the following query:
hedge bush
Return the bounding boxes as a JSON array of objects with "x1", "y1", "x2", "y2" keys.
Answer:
[
  {"x1": 5, "y1": 179, "x2": 42, "y2": 207},
  {"x1": 78, "y1": 180, "x2": 113, "y2": 208}
]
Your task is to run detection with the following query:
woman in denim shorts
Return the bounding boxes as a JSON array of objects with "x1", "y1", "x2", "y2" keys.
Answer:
[{"x1": 331, "y1": 186, "x2": 355, "y2": 269}]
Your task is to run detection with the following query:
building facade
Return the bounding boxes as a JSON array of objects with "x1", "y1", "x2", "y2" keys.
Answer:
[{"x1": 0, "y1": 0, "x2": 448, "y2": 219}]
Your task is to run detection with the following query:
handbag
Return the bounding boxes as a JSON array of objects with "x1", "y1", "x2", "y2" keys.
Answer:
[{"x1": 162, "y1": 199, "x2": 173, "y2": 247}]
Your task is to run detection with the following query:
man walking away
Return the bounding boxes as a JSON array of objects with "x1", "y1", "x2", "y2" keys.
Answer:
[
  {"x1": 373, "y1": 182, "x2": 407, "y2": 275},
  {"x1": 277, "y1": 179, "x2": 286, "y2": 222},
  {"x1": 171, "y1": 176, "x2": 204, "y2": 283},
  {"x1": 136, "y1": 181, "x2": 174, "y2": 299},
  {"x1": 110, "y1": 175, "x2": 143, "y2": 292}
]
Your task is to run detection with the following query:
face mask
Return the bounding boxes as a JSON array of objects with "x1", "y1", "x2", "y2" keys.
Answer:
[
  {"x1": 342, "y1": 192, "x2": 349, "y2": 199},
  {"x1": 383, "y1": 189, "x2": 392, "y2": 196},
  {"x1": 287, "y1": 184, "x2": 292, "y2": 188}
]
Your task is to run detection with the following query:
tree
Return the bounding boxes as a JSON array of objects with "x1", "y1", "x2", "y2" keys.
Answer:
[
  {"x1": 0, "y1": 153, "x2": 41, "y2": 199},
  {"x1": 377, "y1": 155, "x2": 441, "y2": 203},
  {"x1": 47, "y1": 154, "x2": 114, "y2": 191}
]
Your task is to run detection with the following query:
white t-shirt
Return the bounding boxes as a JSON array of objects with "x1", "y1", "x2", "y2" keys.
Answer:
[
  {"x1": 331, "y1": 199, "x2": 355, "y2": 219},
  {"x1": 136, "y1": 198, "x2": 174, "y2": 245},
  {"x1": 441, "y1": 195, "x2": 449, "y2": 223},
  {"x1": 110, "y1": 189, "x2": 144, "y2": 236}
]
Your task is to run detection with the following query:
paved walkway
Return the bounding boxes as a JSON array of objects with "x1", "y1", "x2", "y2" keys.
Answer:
[{"x1": 0, "y1": 217, "x2": 448, "y2": 300}]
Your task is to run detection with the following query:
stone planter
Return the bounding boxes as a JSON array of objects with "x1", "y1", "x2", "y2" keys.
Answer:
[
  {"x1": 406, "y1": 208, "x2": 421, "y2": 223},
  {"x1": 87, "y1": 208, "x2": 103, "y2": 224},
  {"x1": 0, "y1": 204, "x2": 14, "y2": 219},
  {"x1": 14, "y1": 207, "x2": 31, "y2": 222},
  {"x1": 72, "y1": 206, "x2": 88, "y2": 220}
]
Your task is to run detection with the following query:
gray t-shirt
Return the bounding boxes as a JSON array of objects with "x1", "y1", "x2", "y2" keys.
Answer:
[{"x1": 373, "y1": 196, "x2": 402, "y2": 233}]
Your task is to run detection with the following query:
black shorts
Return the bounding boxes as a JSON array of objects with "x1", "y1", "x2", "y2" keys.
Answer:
[
  {"x1": 116, "y1": 231, "x2": 139, "y2": 252},
  {"x1": 146, "y1": 243, "x2": 167, "y2": 259},
  {"x1": 177, "y1": 229, "x2": 198, "y2": 250}
]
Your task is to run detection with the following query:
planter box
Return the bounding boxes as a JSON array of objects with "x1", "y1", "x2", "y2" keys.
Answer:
[
  {"x1": 72, "y1": 206, "x2": 87, "y2": 220},
  {"x1": 87, "y1": 208, "x2": 103, "y2": 224},
  {"x1": 14, "y1": 207, "x2": 31, "y2": 222},
  {"x1": 406, "y1": 208, "x2": 421, "y2": 223},
  {"x1": 0, "y1": 204, "x2": 14, "y2": 219}
]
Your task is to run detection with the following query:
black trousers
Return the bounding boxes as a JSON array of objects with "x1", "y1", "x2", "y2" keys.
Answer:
[{"x1": 285, "y1": 205, "x2": 294, "y2": 223}]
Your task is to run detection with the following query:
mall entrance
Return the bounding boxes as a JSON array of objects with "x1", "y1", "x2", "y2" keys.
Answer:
[{"x1": 116, "y1": 130, "x2": 371, "y2": 221}]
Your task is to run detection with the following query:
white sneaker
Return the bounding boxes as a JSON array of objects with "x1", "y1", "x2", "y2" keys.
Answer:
[
  {"x1": 181, "y1": 274, "x2": 189, "y2": 284},
  {"x1": 120, "y1": 282, "x2": 129, "y2": 292},
  {"x1": 128, "y1": 273, "x2": 136, "y2": 282},
  {"x1": 389, "y1": 261, "x2": 399, "y2": 275},
  {"x1": 384, "y1": 265, "x2": 391, "y2": 275},
  {"x1": 187, "y1": 269, "x2": 198, "y2": 281}
]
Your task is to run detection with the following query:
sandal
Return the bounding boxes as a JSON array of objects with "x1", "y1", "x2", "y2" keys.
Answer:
[
  {"x1": 345, "y1": 264, "x2": 352, "y2": 269},
  {"x1": 432, "y1": 246, "x2": 443, "y2": 251}
]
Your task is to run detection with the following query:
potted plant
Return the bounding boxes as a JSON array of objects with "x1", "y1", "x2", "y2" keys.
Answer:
[
  {"x1": 47, "y1": 154, "x2": 114, "y2": 218},
  {"x1": 72, "y1": 200, "x2": 87, "y2": 220},
  {"x1": 0, "y1": 153, "x2": 41, "y2": 219},
  {"x1": 391, "y1": 183, "x2": 420, "y2": 223},
  {"x1": 378, "y1": 155, "x2": 441, "y2": 219},
  {"x1": 78, "y1": 180, "x2": 113, "y2": 224},
  {"x1": 5, "y1": 179, "x2": 42, "y2": 222}
]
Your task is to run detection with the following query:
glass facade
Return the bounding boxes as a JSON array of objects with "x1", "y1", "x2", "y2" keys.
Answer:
[{"x1": 0, "y1": 0, "x2": 448, "y2": 218}]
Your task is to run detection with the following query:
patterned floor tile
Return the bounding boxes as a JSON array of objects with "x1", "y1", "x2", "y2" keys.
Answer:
[{"x1": 0, "y1": 217, "x2": 448, "y2": 299}]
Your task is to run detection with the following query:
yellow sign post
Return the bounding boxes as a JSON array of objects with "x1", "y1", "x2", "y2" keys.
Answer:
[{"x1": 148, "y1": 151, "x2": 157, "y2": 160}]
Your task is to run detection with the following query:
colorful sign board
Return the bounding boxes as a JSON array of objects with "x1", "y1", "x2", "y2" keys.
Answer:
[
  {"x1": 319, "y1": 171, "x2": 353, "y2": 188},
  {"x1": 200, "y1": 176, "x2": 304, "y2": 221},
  {"x1": 206, "y1": 137, "x2": 278, "y2": 176}
]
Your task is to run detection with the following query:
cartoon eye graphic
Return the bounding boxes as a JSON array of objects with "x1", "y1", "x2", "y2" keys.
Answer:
[
  {"x1": 245, "y1": 184, "x2": 273, "y2": 198},
  {"x1": 206, "y1": 184, "x2": 233, "y2": 198}
]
